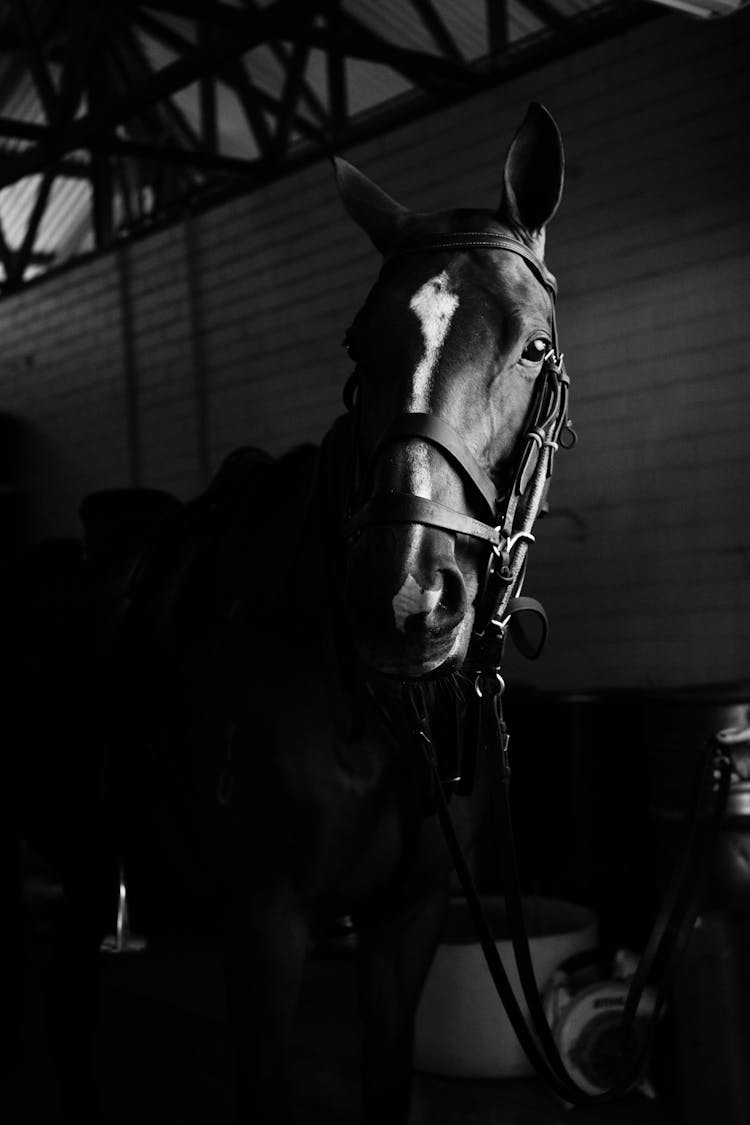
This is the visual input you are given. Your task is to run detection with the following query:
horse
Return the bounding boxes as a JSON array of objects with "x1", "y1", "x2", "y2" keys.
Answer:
[{"x1": 6, "y1": 102, "x2": 568, "y2": 1124}]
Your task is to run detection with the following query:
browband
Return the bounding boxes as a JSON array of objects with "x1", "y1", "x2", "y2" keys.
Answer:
[{"x1": 386, "y1": 231, "x2": 557, "y2": 298}]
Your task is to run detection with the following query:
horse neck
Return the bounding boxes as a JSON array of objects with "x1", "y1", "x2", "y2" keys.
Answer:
[
  {"x1": 313, "y1": 412, "x2": 357, "y2": 589},
  {"x1": 317, "y1": 412, "x2": 356, "y2": 524}
]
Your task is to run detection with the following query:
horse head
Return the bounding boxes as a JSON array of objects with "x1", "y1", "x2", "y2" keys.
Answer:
[{"x1": 335, "y1": 104, "x2": 566, "y2": 680}]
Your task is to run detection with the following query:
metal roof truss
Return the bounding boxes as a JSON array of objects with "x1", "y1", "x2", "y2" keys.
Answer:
[{"x1": 0, "y1": 0, "x2": 654, "y2": 290}]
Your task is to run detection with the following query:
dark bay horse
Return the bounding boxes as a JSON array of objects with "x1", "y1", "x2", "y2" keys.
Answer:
[{"x1": 6, "y1": 103, "x2": 567, "y2": 1124}]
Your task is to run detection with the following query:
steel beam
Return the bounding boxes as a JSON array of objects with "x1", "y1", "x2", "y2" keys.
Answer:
[
  {"x1": 0, "y1": 0, "x2": 303, "y2": 189},
  {"x1": 106, "y1": 135, "x2": 261, "y2": 175},
  {"x1": 409, "y1": 0, "x2": 464, "y2": 62}
]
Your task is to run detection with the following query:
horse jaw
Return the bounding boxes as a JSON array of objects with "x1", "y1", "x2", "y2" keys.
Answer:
[
  {"x1": 391, "y1": 607, "x2": 475, "y2": 679},
  {"x1": 352, "y1": 611, "x2": 476, "y2": 680}
]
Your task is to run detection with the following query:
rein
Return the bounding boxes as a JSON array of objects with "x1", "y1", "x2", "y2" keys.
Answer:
[
  {"x1": 339, "y1": 232, "x2": 734, "y2": 1102},
  {"x1": 413, "y1": 675, "x2": 733, "y2": 1104}
]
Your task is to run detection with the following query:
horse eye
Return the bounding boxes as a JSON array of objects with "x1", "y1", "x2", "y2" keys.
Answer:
[
  {"x1": 343, "y1": 333, "x2": 359, "y2": 362},
  {"x1": 521, "y1": 338, "x2": 550, "y2": 363}
]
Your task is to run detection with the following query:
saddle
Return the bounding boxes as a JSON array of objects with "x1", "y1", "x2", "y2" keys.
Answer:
[{"x1": 121, "y1": 444, "x2": 317, "y2": 648}]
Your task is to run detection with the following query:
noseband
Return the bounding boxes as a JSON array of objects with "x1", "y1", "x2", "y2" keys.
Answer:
[{"x1": 342, "y1": 231, "x2": 576, "y2": 674}]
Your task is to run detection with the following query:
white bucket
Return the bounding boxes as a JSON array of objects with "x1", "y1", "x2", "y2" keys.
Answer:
[{"x1": 414, "y1": 895, "x2": 598, "y2": 1079}]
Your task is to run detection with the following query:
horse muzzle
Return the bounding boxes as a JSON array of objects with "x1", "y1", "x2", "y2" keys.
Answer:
[{"x1": 345, "y1": 524, "x2": 474, "y2": 678}]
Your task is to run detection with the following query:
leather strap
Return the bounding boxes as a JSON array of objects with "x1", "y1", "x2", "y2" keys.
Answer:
[
  {"x1": 377, "y1": 413, "x2": 498, "y2": 517},
  {"x1": 344, "y1": 492, "x2": 501, "y2": 545},
  {"x1": 388, "y1": 232, "x2": 558, "y2": 298},
  {"x1": 424, "y1": 698, "x2": 734, "y2": 1105},
  {"x1": 506, "y1": 595, "x2": 548, "y2": 660}
]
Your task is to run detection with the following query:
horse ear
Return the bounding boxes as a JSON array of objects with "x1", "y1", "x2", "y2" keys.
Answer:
[
  {"x1": 333, "y1": 156, "x2": 409, "y2": 255},
  {"x1": 498, "y1": 103, "x2": 564, "y2": 256}
]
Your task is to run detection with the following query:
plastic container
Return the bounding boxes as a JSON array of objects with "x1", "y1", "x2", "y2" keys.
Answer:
[{"x1": 414, "y1": 894, "x2": 597, "y2": 1079}]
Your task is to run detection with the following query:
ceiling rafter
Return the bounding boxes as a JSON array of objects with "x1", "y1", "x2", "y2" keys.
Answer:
[
  {"x1": 89, "y1": 17, "x2": 117, "y2": 247},
  {"x1": 0, "y1": 214, "x2": 21, "y2": 279},
  {"x1": 0, "y1": 0, "x2": 301, "y2": 190},
  {"x1": 134, "y1": 1, "x2": 299, "y2": 163},
  {"x1": 8, "y1": 0, "x2": 57, "y2": 121},
  {"x1": 220, "y1": 55, "x2": 275, "y2": 159},
  {"x1": 3, "y1": 0, "x2": 111, "y2": 285},
  {"x1": 272, "y1": 35, "x2": 312, "y2": 159},
  {"x1": 0, "y1": 114, "x2": 46, "y2": 140},
  {"x1": 102, "y1": 29, "x2": 199, "y2": 222},
  {"x1": 133, "y1": 5, "x2": 328, "y2": 152},
  {"x1": 109, "y1": 13, "x2": 201, "y2": 154},
  {"x1": 409, "y1": 0, "x2": 464, "y2": 63},
  {"x1": 325, "y1": 0, "x2": 347, "y2": 135},
  {"x1": 517, "y1": 0, "x2": 571, "y2": 31},
  {"x1": 486, "y1": 0, "x2": 508, "y2": 53},
  {"x1": 130, "y1": 4, "x2": 326, "y2": 156},
  {"x1": 240, "y1": 0, "x2": 329, "y2": 128},
  {"x1": 131, "y1": 0, "x2": 255, "y2": 25},
  {"x1": 198, "y1": 19, "x2": 217, "y2": 154},
  {"x1": 300, "y1": 9, "x2": 473, "y2": 95},
  {"x1": 107, "y1": 134, "x2": 260, "y2": 176},
  {"x1": 0, "y1": 142, "x2": 88, "y2": 177},
  {"x1": 0, "y1": 0, "x2": 659, "y2": 292}
]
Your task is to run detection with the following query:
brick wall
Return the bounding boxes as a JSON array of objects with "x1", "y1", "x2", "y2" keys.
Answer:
[{"x1": 1, "y1": 9, "x2": 748, "y2": 692}]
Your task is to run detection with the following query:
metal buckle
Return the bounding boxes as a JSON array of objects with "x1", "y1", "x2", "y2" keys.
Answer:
[
  {"x1": 474, "y1": 670, "x2": 506, "y2": 699},
  {"x1": 559, "y1": 419, "x2": 578, "y2": 449}
]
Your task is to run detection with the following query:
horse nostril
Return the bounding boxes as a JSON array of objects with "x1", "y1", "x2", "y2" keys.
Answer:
[
  {"x1": 390, "y1": 558, "x2": 467, "y2": 637},
  {"x1": 435, "y1": 561, "x2": 467, "y2": 623},
  {"x1": 402, "y1": 558, "x2": 466, "y2": 633}
]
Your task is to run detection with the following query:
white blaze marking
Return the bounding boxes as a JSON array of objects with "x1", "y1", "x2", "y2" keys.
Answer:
[
  {"x1": 390, "y1": 273, "x2": 458, "y2": 634},
  {"x1": 393, "y1": 574, "x2": 440, "y2": 632},
  {"x1": 408, "y1": 270, "x2": 459, "y2": 412}
]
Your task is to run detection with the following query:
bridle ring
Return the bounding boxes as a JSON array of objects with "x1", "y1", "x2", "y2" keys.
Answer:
[{"x1": 506, "y1": 529, "x2": 536, "y2": 553}]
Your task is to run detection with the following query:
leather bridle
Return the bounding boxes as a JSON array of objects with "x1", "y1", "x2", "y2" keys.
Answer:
[
  {"x1": 342, "y1": 230, "x2": 576, "y2": 679},
  {"x1": 338, "y1": 232, "x2": 733, "y2": 1104}
]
